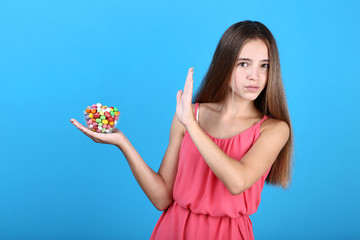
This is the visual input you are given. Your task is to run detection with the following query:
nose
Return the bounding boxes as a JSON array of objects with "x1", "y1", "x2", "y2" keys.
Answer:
[{"x1": 247, "y1": 65, "x2": 259, "y2": 81}]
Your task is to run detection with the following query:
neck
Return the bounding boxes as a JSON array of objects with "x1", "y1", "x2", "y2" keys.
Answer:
[{"x1": 219, "y1": 93, "x2": 259, "y2": 118}]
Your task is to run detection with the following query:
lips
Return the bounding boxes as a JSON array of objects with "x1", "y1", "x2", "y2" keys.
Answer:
[{"x1": 245, "y1": 85, "x2": 260, "y2": 91}]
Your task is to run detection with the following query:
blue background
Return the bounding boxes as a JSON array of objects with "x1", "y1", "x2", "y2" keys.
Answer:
[{"x1": 1, "y1": 0, "x2": 359, "y2": 239}]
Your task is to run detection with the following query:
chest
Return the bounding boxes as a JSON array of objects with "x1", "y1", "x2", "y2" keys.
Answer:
[{"x1": 199, "y1": 115, "x2": 262, "y2": 139}]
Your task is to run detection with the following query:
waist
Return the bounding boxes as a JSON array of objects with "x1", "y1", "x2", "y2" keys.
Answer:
[{"x1": 173, "y1": 200, "x2": 249, "y2": 219}]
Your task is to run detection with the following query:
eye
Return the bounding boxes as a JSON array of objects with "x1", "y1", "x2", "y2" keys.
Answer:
[
  {"x1": 261, "y1": 64, "x2": 269, "y2": 69},
  {"x1": 238, "y1": 62, "x2": 248, "y2": 67}
]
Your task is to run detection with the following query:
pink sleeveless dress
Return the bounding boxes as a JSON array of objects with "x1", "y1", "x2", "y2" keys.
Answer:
[{"x1": 150, "y1": 103, "x2": 271, "y2": 240}]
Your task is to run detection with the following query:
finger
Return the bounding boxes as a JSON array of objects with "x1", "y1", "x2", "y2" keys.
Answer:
[
  {"x1": 184, "y1": 69, "x2": 194, "y2": 100},
  {"x1": 188, "y1": 69, "x2": 194, "y2": 94},
  {"x1": 184, "y1": 67, "x2": 194, "y2": 90},
  {"x1": 186, "y1": 67, "x2": 194, "y2": 81},
  {"x1": 70, "y1": 119, "x2": 98, "y2": 138},
  {"x1": 184, "y1": 68, "x2": 194, "y2": 96},
  {"x1": 176, "y1": 90, "x2": 183, "y2": 106},
  {"x1": 70, "y1": 119, "x2": 93, "y2": 134}
]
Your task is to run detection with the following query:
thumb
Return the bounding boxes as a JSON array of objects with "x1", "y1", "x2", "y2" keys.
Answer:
[{"x1": 176, "y1": 90, "x2": 183, "y2": 106}]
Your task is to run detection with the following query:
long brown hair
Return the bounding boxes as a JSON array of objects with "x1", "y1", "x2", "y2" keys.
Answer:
[{"x1": 194, "y1": 20, "x2": 294, "y2": 189}]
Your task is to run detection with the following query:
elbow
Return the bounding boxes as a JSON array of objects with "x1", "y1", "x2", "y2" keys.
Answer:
[
  {"x1": 154, "y1": 197, "x2": 173, "y2": 211},
  {"x1": 228, "y1": 186, "x2": 244, "y2": 196},
  {"x1": 155, "y1": 201, "x2": 172, "y2": 211},
  {"x1": 155, "y1": 205, "x2": 169, "y2": 211},
  {"x1": 152, "y1": 181, "x2": 174, "y2": 211},
  {"x1": 227, "y1": 179, "x2": 246, "y2": 196}
]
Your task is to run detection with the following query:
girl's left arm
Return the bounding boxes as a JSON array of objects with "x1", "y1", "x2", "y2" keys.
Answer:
[
  {"x1": 185, "y1": 119, "x2": 289, "y2": 195},
  {"x1": 177, "y1": 68, "x2": 290, "y2": 195}
]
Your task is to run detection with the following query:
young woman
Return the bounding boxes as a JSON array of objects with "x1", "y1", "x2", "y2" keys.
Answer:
[{"x1": 70, "y1": 20, "x2": 293, "y2": 240}]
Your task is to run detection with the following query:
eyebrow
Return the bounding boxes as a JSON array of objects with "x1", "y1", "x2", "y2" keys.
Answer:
[{"x1": 237, "y1": 58, "x2": 269, "y2": 62}]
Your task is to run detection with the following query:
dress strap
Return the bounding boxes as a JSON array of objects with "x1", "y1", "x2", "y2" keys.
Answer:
[
  {"x1": 258, "y1": 115, "x2": 269, "y2": 125},
  {"x1": 194, "y1": 103, "x2": 199, "y2": 122}
]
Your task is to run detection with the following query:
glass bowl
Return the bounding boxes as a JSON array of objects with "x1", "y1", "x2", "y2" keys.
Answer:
[{"x1": 83, "y1": 103, "x2": 120, "y2": 133}]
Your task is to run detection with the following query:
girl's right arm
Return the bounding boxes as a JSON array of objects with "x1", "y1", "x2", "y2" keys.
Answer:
[{"x1": 70, "y1": 113, "x2": 185, "y2": 211}]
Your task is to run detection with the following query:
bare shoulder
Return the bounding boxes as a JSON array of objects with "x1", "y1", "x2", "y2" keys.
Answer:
[
  {"x1": 201, "y1": 102, "x2": 218, "y2": 110},
  {"x1": 198, "y1": 102, "x2": 222, "y2": 114},
  {"x1": 260, "y1": 118, "x2": 290, "y2": 142}
]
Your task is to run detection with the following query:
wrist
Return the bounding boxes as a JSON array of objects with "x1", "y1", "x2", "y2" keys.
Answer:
[
  {"x1": 184, "y1": 119, "x2": 198, "y2": 132},
  {"x1": 115, "y1": 132, "x2": 128, "y2": 150}
]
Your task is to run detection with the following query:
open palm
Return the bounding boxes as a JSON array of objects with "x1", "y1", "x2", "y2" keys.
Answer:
[
  {"x1": 70, "y1": 119, "x2": 124, "y2": 147},
  {"x1": 176, "y1": 67, "x2": 196, "y2": 127}
]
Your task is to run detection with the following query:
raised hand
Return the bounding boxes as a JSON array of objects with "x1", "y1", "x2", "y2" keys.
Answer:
[
  {"x1": 176, "y1": 67, "x2": 196, "y2": 128},
  {"x1": 70, "y1": 119, "x2": 124, "y2": 147}
]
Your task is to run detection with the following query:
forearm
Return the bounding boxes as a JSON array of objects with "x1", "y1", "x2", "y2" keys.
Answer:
[
  {"x1": 116, "y1": 135, "x2": 172, "y2": 210},
  {"x1": 185, "y1": 121, "x2": 245, "y2": 195}
]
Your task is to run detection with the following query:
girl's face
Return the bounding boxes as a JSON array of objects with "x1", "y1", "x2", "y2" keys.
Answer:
[{"x1": 229, "y1": 38, "x2": 269, "y2": 101}]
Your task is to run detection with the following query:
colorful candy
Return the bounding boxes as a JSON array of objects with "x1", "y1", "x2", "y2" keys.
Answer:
[{"x1": 83, "y1": 103, "x2": 120, "y2": 133}]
